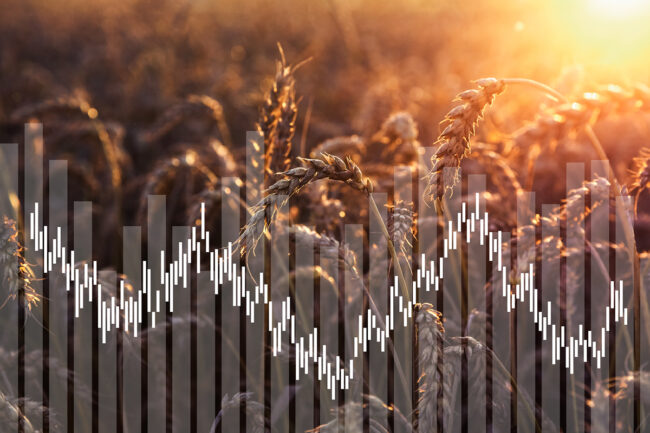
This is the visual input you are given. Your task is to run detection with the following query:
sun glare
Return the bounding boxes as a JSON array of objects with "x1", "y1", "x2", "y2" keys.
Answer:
[
  {"x1": 545, "y1": 0, "x2": 650, "y2": 73},
  {"x1": 590, "y1": 0, "x2": 648, "y2": 17}
]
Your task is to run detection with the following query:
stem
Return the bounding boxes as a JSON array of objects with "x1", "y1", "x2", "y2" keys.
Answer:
[
  {"x1": 583, "y1": 125, "x2": 611, "y2": 173},
  {"x1": 368, "y1": 194, "x2": 410, "y2": 303},
  {"x1": 502, "y1": 77, "x2": 567, "y2": 103},
  {"x1": 435, "y1": 199, "x2": 466, "y2": 321}
]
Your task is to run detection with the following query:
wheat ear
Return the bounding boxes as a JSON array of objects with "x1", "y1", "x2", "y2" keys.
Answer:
[
  {"x1": 425, "y1": 78, "x2": 506, "y2": 203},
  {"x1": 260, "y1": 46, "x2": 299, "y2": 178},
  {"x1": 415, "y1": 302, "x2": 445, "y2": 432}
]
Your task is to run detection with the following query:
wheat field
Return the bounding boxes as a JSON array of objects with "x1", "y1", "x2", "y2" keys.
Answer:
[{"x1": 2, "y1": 0, "x2": 650, "y2": 432}]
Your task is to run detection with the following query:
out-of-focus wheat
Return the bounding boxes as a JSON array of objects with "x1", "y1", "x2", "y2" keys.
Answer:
[
  {"x1": 140, "y1": 94, "x2": 232, "y2": 148},
  {"x1": 387, "y1": 201, "x2": 415, "y2": 257},
  {"x1": 311, "y1": 394, "x2": 412, "y2": 433},
  {"x1": 0, "y1": 217, "x2": 39, "y2": 312},
  {"x1": 632, "y1": 148, "x2": 650, "y2": 193},
  {"x1": 210, "y1": 393, "x2": 266, "y2": 433},
  {"x1": 0, "y1": 390, "x2": 36, "y2": 433}
]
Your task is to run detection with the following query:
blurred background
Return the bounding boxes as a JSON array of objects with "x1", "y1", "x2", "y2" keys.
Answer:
[
  {"x1": 3, "y1": 0, "x2": 650, "y2": 146},
  {"x1": 2, "y1": 1, "x2": 650, "y2": 432}
]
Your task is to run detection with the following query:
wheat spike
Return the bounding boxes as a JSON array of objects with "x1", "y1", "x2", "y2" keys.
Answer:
[
  {"x1": 387, "y1": 201, "x2": 415, "y2": 257},
  {"x1": 237, "y1": 152, "x2": 372, "y2": 257},
  {"x1": 415, "y1": 302, "x2": 445, "y2": 432},
  {"x1": 260, "y1": 46, "x2": 305, "y2": 179},
  {"x1": 425, "y1": 78, "x2": 506, "y2": 203}
]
